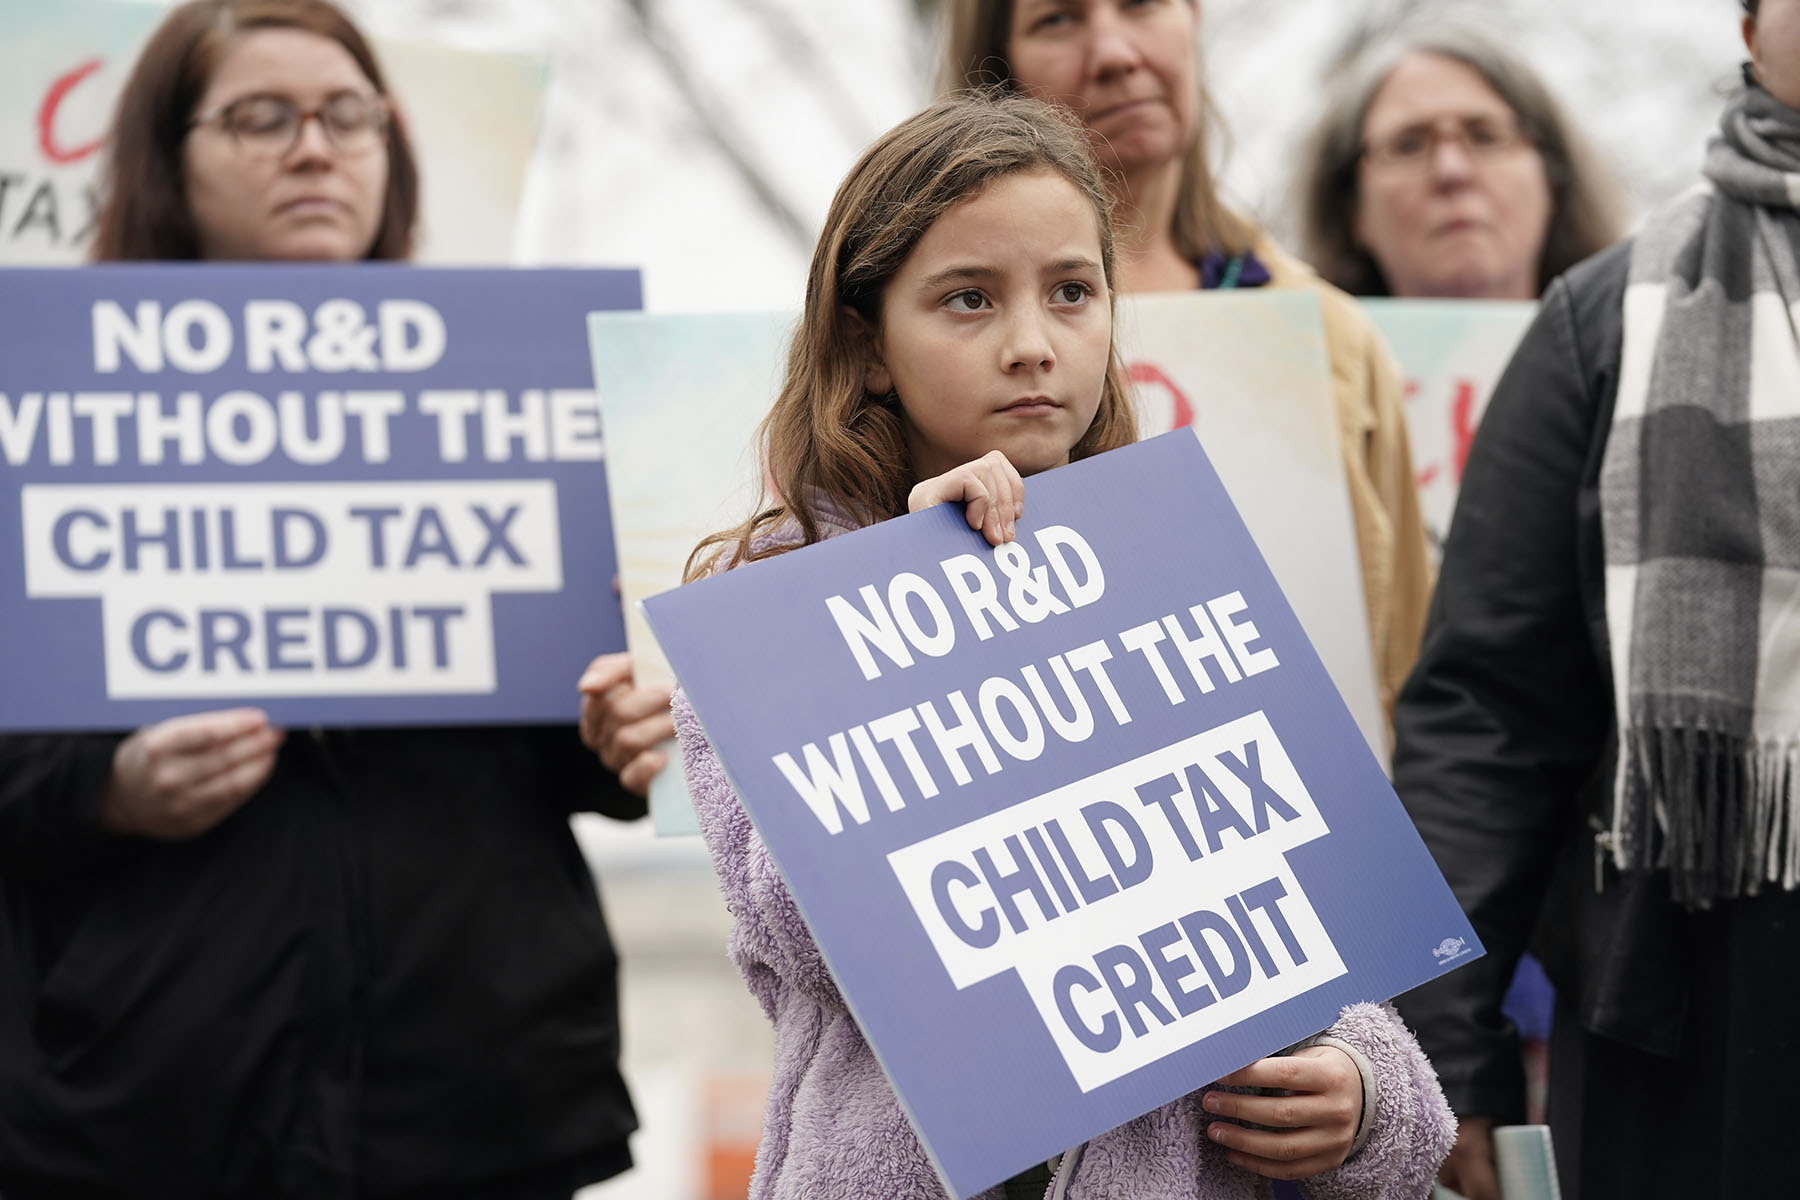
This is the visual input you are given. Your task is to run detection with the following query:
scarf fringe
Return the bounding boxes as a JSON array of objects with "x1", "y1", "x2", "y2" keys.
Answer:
[{"x1": 1614, "y1": 726, "x2": 1800, "y2": 908}]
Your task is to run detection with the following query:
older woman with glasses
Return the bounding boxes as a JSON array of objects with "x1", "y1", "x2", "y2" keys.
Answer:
[
  {"x1": 1297, "y1": 22, "x2": 1623, "y2": 300},
  {"x1": 0, "y1": 3, "x2": 641, "y2": 1197}
]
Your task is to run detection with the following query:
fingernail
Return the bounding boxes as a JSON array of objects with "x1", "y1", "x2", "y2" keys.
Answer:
[{"x1": 1202, "y1": 1092, "x2": 1220, "y2": 1112}]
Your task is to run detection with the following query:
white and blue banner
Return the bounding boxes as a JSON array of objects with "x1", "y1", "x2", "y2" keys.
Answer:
[
  {"x1": 646, "y1": 430, "x2": 1481, "y2": 1198},
  {"x1": 0, "y1": 264, "x2": 639, "y2": 730}
]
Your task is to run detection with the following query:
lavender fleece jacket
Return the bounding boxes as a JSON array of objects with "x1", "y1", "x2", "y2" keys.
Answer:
[
  {"x1": 675, "y1": 697, "x2": 1454, "y2": 1200},
  {"x1": 675, "y1": 512, "x2": 1453, "y2": 1198}
]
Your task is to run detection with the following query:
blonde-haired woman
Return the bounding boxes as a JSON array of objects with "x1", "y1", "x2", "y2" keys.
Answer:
[{"x1": 943, "y1": 0, "x2": 1433, "y2": 719}]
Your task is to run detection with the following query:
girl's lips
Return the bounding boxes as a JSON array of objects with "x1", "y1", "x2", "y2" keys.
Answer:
[{"x1": 999, "y1": 396, "x2": 1062, "y2": 415}]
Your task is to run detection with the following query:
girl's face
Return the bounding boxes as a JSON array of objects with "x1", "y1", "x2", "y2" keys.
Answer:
[
  {"x1": 183, "y1": 28, "x2": 389, "y2": 262},
  {"x1": 867, "y1": 169, "x2": 1112, "y2": 483},
  {"x1": 1353, "y1": 52, "x2": 1551, "y2": 300},
  {"x1": 1005, "y1": 0, "x2": 1199, "y2": 179}
]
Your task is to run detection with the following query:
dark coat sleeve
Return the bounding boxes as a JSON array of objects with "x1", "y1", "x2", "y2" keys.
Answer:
[
  {"x1": 0, "y1": 734, "x2": 126, "y2": 864},
  {"x1": 1390, "y1": 247, "x2": 1627, "y2": 1120},
  {"x1": 515, "y1": 724, "x2": 647, "y2": 822}
]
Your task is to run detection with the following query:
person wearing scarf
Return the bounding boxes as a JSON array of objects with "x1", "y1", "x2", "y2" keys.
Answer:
[{"x1": 1390, "y1": 3, "x2": 1800, "y2": 1198}]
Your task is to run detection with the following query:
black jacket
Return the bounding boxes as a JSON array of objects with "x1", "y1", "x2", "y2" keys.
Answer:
[
  {"x1": 1391, "y1": 244, "x2": 1691, "y2": 1122},
  {"x1": 0, "y1": 724, "x2": 642, "y2": 1199}
]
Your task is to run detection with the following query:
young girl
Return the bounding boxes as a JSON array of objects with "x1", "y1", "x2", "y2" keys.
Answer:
[{"x1": 677, "y1": 94, "x2": 1453, "y2": 1200}]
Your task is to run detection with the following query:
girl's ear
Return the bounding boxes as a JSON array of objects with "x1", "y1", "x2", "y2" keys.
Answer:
[
  {"x1": 865, "y1": 358, "x2": 893, "y2": 396},
  {"x1": 844, "y1": 306, "x2": 893, "y2": 395}
]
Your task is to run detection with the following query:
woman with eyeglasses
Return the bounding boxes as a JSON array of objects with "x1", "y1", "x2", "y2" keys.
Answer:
[
  {"x1": 943, "y1": 0, "x2": 1434, "y2": 728},
  {"x1": 93, "y1": 3, "x2": 411, "y2": 262},
  {"x1": 0, "y1": 3, "x2": 640, "y2": 1197},
  {"x1": 1296, "y1": 22, "x2": 1623, "y2": 301},
  {"x1": 1295, "y1": 26, "x2": 1623, "y2": 1177}
]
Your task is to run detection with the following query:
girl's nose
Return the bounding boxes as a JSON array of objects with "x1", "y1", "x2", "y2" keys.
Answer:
[{"x1": 1004, "y1": 312, "x2": 1056, "y2": 371}]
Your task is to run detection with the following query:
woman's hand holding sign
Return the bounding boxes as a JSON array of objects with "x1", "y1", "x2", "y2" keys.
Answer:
[
  {"x1": 578, "y1": 652, "x2": 675, "y2": 797},
  {"x1": 99, "y1": 708, "x2": 285, "y2": 839},
  {"x1": 1202, "y1": 1044, "x2": 1364, "y2": 1179}
]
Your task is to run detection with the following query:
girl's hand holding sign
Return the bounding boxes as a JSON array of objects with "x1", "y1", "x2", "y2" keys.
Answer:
[
  {"x1": 1203, "y1": 1044, "x2": 1365, "y2": 1180},
  {"x1": 907, "y1": 449, "x2": 1023, "y2": 547}
]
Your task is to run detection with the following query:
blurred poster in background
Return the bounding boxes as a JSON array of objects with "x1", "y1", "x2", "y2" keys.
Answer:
[
  {"x1": 1362, "y1": 299, "x2": 1536, "y2": 559},
  {"x1": 0, "y1": 0, "x2": 545, "y2": 265},
  {"x1": 592, "y1": 290, "x2": 1381, "y2": 835},
  {"x1": 589, "y1": 310, "x2": 788, "y2": 835},
  {"x1": 0, "y1": 0, "x2": 159, "y2": 263}
]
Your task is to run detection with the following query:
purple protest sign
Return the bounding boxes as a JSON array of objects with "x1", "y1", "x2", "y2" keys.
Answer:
[
  {"x1": 646, "y1": 429, "x2": 1480, "y2": 1198},
  {"x1": 0, "y1": 264, "x2": 639, "y2": 729}
]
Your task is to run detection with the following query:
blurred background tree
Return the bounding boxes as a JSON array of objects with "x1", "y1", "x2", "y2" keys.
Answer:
[{"x1": 346, "y1": 0, "x2": 1738, "y2": 311}]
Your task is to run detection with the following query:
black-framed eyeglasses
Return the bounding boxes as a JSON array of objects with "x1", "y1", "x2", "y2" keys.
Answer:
[
  {"x1": 189, "y1": 91, "x2": 389, "y2": 159},
  {"x1": 1361, "y1": 116, "x2": 1531, "y2": 172}
]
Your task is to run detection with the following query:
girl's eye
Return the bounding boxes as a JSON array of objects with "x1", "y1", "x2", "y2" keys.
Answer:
[
  {"x1": 948, "y1": 289, "x2": 989, "y2": 312},
  {"x1": 1054, "y1": 282, "x2": 1091, "y2": 304}
]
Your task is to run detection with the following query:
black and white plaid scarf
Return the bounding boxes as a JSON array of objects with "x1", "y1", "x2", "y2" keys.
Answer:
[{"x1": 1602, "y1": 78, "x2": 1800, "y2": 907}]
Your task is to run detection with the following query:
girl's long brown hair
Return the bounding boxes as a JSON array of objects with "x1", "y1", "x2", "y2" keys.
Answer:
[
  {"x1": 90, "y1": 0, "x2": 419, "y2": 263},
  {"x1": 687, "y1": 93, "x2": 1137, "y2": 581}
]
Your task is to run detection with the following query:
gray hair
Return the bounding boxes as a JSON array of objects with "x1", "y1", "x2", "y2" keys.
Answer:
[{"x1": 1295, "y1": 21, "x2": 1625, "y2": 297}]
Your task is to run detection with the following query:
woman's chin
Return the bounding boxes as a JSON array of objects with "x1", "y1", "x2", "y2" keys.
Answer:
[
  {"x1": 262, "y1": 227, "x2": 374, "y2": 263},
  {"x1": 1087, "y1": 125, "x2": 1185, "y2": 181}
]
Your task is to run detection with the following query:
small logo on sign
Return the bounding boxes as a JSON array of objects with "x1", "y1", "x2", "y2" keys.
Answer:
[{"x1": 1431, "y1": 936, "x2": 1470, "y2": 965}]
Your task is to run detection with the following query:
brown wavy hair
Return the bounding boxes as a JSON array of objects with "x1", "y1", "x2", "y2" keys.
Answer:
[
  {"x1": 90, "y1": 0, "x2": 419, "y2": 262},
  {"x1": 1297, "y1": 21, "x2": 1623, "y2": 297},
  {"x1": 687, "y1": 92, "x2": 1136, "y2": 581},
  {"x1": 938, "y1": 0, "x2": 1256, "y2": 262}
]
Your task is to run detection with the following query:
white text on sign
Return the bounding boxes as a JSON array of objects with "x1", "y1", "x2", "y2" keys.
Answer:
[
  {"x1": 886, "y1": 711, "x2": 1344, "y2": 1092},
  {"x1": 21, "y1": 480, "x2": 562, "y2": 698}
]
